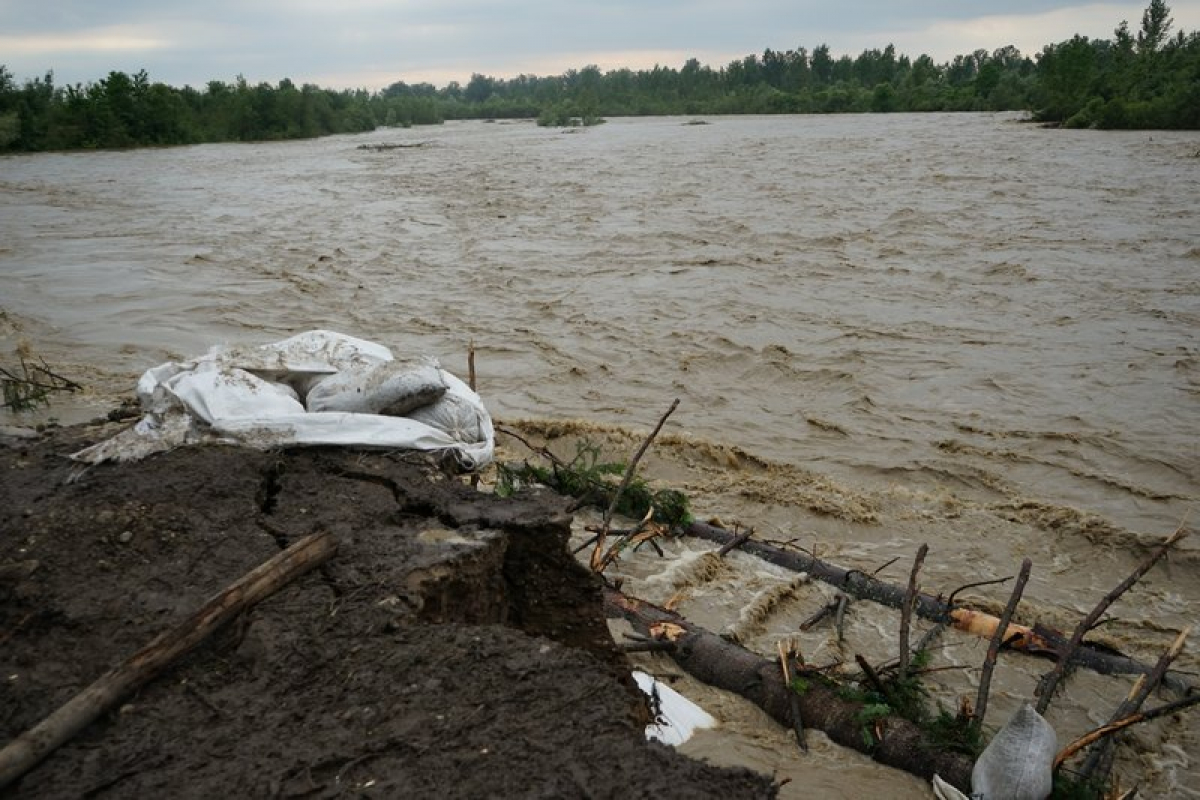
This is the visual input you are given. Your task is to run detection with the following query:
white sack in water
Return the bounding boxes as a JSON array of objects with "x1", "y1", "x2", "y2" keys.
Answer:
[
  {"x1": 632, "y1": 670, "x2": 716, "y2": 746},
  {"x1": 971, "y1": 703, "x2": 1057, "y2": 800},
  {"x1": 73, "y1": 330, "x2": 494, "y2": 469}
]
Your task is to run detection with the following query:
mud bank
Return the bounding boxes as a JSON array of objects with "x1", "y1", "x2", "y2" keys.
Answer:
[{"x1": 0, "y1": 423, "x2": 775, "y2": 798}]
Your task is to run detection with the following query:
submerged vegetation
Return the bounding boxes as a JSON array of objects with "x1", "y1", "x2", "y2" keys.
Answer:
[{"x1": 0, "y1": 1, "x2": 1195, "y2": 151}]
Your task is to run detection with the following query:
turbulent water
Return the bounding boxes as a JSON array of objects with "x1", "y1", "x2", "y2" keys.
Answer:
[{"x1": 3, "y1": 113, "x2": 1198, "y2": 796}]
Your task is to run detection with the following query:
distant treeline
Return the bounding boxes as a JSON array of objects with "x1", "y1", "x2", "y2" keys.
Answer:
[{"x1": 1, "y1": 0, "x2": 1195, "y2": 151}]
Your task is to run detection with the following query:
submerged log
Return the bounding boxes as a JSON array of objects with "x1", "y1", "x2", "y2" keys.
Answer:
[
  {"x1": 605, "y1": 587, "x2": 975, "y2": 792},
  {"x1": 684, "y1": 522, "x2": 1192, "y2": 689}
]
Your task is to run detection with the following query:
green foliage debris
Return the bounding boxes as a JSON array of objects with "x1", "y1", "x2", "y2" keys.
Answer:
[{"x1": 496, "y1": 438, "x2": 692, "y2": 529}]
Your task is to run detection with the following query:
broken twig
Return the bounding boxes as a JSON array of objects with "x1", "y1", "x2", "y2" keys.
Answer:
[
  {"x1": 778, "y1": 639, "x2": 808, "y2": 751},
  {"x1": 717, "y1": 527, "x2": 754, "y2": 558}
]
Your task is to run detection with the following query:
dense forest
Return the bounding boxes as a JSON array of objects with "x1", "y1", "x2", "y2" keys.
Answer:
[{"x1": 0, "y1": 0, "x2": 1196, "y2": 152}]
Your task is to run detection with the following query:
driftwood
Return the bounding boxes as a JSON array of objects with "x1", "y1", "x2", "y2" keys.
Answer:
[
  {"x1": 605, "y1": 587, "x2": 975, "y2": 792},
  {"x1": 684, "y1": 521, "x2": 1191, "y2": 688},
  {"x1": 1034, "y1": 526, "x2": 1187, "y2": 713},
  {"x1": 0, "y1": 530, "x2": 338, "y2": 789}
]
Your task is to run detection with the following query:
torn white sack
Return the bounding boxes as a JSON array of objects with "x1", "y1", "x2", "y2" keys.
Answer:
[
  {"x1": 72, "y1": 330, "x2": 495, "y2": 470},
  {"x1": 632, "y1": 670, "x2": 716, "y2": 746}
]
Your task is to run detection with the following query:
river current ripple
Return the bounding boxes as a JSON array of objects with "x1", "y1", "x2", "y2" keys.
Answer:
[{"x1": 3, "y1": 113, "x2": 1199, "y2": 795}]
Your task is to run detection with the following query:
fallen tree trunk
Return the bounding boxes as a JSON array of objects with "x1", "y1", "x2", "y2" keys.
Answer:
[
  {"x1": 605, "y1": 586, "x2": 975, "y2": 792},
  {"x1": 0, "y1": 529, "x2": 338, "y2": 790},
  {"x1": 686, "y1": 521, "x2": 951, "y2": 619},
  {"x1": 684, "y1": 522, "x2": 1191, "y2": 688}
]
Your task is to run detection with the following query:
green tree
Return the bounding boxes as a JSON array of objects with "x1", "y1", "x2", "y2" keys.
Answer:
[{"x1": 1138, "y1": 0, "x2": 1173, "y2": 53}]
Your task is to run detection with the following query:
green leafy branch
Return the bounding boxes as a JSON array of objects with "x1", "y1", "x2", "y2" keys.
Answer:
[
  {"x1": 495, "y1": 435, "x2": 692, "y2": 529},
  {"x1": 1, "y1": 349, "x2": 81, "y2": 412}
]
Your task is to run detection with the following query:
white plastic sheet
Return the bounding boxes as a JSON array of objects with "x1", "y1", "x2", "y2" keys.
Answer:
[
  {"x1": 632, "y1": 670, "x2": 716, "y2": 746},
  {"x1": 73, "y1": 330, "x2": 494, "y2": 469}
]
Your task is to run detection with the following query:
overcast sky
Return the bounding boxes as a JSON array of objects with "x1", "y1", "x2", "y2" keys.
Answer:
[{"x1": 3, "y1": 1, "x2": 1198, "y2": 91}]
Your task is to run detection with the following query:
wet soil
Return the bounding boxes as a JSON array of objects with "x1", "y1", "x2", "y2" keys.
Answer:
[{"x1": 0, "y1": 423, "x2": 775, "y2": 799}]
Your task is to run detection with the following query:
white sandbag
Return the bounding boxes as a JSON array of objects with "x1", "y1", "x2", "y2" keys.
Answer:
[
  {"x1": 404, "y1": 373, "x2": 487, "y2": 444},
  {"x1": 305, "y1": 359, "x2": 446, "y2": 415},
  {"x1": 972, "y1": 704, "x2": 1057, "y2": 800},
  {"x1": 224, "y1": 329, "x2": 393, "y2": 374},
  {"x1": 165, "y1": 365, "x2": 305, "y2": 424}
]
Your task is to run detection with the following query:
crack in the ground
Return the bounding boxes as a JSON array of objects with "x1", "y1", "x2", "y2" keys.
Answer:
[
  {"x1": 334, "y1": 467, "x2": 462, "y2": 529},
  {"x1": 255, "y1": 458, "x2": 285, "y2": 517}
]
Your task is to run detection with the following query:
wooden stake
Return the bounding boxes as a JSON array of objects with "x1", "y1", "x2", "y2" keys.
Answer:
[
  {"x1": 0, "y1": 530, "x2": 337, "y2": 789},
  {"x1": 778, "y1": 640, "x2": 808, "y2": 751},
  {"x1": 467, "y1": 339, "x2": 477, "y2": 392},
  {"x1": 976, "y1": 558, "x2": 1033, "y2": 728},
  {"x1": 592, "y1": 399, "x2": 680, "y2": 572},
  {"x1": 897, "y1": 544, "x2": 928, "y2": 682}
]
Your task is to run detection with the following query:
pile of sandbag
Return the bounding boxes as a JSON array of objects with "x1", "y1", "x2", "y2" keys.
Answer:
[{"x1": 74, "y1": 330, "x2": 494, "y2": 469}]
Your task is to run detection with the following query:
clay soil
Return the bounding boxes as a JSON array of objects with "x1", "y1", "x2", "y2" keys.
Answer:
[{"x1": 0, "y1": 422, "x2": 776, "y2": 799}]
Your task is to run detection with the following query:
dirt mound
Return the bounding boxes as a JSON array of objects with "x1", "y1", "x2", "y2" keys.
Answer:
[{"x1": 1, "y1": 423, "x2": 775, "y2": 798}]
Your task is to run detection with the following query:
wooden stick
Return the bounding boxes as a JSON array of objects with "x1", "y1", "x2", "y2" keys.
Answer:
[
  {"x1": 592, "y1": 399, "x2": 680, "y2": 572},
  {"x1": 778, "y1": 640, "x2": 808, "y2": 751},
  {"x1": 600, "y1": 398, "x2": 679, "y2": 531},
  {"x1": 1035, "y1": 526, "x2": 1188, "y2": 714},
  {"x1": 898, "y1": 544, "x2": 928, "y2": 682},
  {"x1": 976, "y1": 558, "x2": 1033, "y2": 728},
  {"x1": 1054, "y1": 692, "x2": 1200, "y2": 769},
  {"x1": 834, "y1": 593, "x2": 849, "y2": 643},
  {"x1": 466, "y1": 339, "x2": 477, "y2": 392},
  {"x1": 799, "y1": 597, "x2": 839, "y2": 631},
  {"x1": 717, "y1": 527, "x2": 754, "y2": 558},
  {"x1": 855, "y1": 654, "x2": 895, "y2": 706},
  {"x1": 0, "y1": 530, "x2": 337, "y2": 789},
  {"x1": 1076, "y1": 625, "x2": 1191, "y2": 781}
]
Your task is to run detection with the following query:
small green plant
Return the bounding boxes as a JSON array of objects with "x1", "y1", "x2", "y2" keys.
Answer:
[
  {"x1": 496, "y1": 438, "x2": 692, "y2": 528},
  {"x1": 857, "y1": 702, "x2": 892, "y2": 725},
  {"x1": 1, "y1": 345, "x2": 81, "y2": 412},
  {"x1": 924, "y1": 706, "x2": 985, "y2": 757}
]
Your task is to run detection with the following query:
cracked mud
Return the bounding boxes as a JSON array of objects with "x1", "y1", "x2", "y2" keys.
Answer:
[{"x1": 1, "y1": 423, "x2": 775, "y2": 798}]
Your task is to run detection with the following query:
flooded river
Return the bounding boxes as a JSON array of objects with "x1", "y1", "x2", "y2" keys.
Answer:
[{"x1": 2, "y1": 113, "x2": 1198, "y2": 796}]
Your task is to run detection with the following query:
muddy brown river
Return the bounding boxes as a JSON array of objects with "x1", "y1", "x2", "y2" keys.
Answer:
[{"x1": 2, "y1": 113, "x2": 1198, "y2": 797}]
